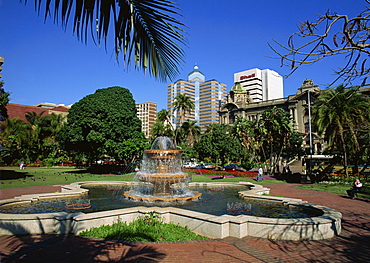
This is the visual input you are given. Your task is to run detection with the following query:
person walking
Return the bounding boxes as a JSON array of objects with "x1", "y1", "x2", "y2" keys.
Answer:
[
  {"x1": 257, "y1": 166, "x2": 264, "y2": 181},
  {"x1": 19, "y1": 161, "x2": 24, "y2": 169}
]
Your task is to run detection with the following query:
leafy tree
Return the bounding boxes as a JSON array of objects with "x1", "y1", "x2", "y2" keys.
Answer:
[
  {"x1": 22, "y1": 0, "x2": 186, "y2": 81},
  {"x1": 57, "y1": 86, "x2": 148, "y2": 165},
  {"x1": 259, "y1": 107, "x2": 293, "y2": 173},
  {"x1": 194, "y1": 124, "x2": 247, "y2": 165},
  {"x1": 232, "y1": 117, "x2": 265, "y2": 163},
  {"x1": 281, "y1": 131, "x2": 305, "y2": 161},
  {"x1": 312, "y1": 85, "x2": 370, "y2": 175},
  {"x1": 0, "y1": 117, "x2": 31, "y2": 163},
  {"x1": 269, "y1": 1, "x2": 370, "y2": 87},
  {"x1": 177, "y1": 120, "x2": 201, "y2": 147},
  {"x1": 0, "y1": 81, "x2": 10, "y2": 121}
]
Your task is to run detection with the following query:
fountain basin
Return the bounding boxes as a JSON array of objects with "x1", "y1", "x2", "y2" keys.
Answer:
[{"x1": 0, "y1": 181, "x2": 342, "y2": 240}]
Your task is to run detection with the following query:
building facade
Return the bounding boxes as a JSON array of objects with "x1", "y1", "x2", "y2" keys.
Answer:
[
  {"x1": 0, "y1": 56, "x2": 4, "y2": 79},
  {"x1": 234, "y1": 68, "x2": 283, "y2": 103},
  {"x1": 5, "y1": 103, "x2": 70, "y2": 123},
  {"x1": 167, "y1": 66, "x2": 226, "y2": 131},
  {"x1": 220, "y1": 79, "x2": 323, "y2": 155},
  {"x1": 135, "y1": 102, "x2": 157, "y2": 138}
]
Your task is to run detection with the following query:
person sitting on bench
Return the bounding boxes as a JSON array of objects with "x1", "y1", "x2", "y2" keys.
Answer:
[{"x1": 347, "y1": 178, "x2": 363, "y2": 199}]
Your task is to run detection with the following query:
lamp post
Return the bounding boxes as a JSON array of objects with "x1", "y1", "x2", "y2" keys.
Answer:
[{"x1": 308, "y1": 90, "x2": 313, "y2": 175}]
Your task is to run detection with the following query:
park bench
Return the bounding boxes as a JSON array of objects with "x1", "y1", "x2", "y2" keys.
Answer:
[{"x1": 355, "y1": 186, "x2": 370, "y2": 197}]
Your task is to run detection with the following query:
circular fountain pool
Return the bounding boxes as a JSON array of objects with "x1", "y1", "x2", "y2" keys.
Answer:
[
  {"x1": 0, "y1": 181, "x2": 342, "y2": 240},
  {"x1": 0, "y1": 184, "x2": 322, "y2": 218}
]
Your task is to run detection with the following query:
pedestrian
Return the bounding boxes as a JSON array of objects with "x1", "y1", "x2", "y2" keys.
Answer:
[
  {"x1": 257, "y1": 166, "x2": 264, "y2": 181},
  {"x1": 347, "y1": 178, "x2": 363, "y2": 199},
  {"x1": 19, "y1": 161, "x2": 24, "y2": 169},
  {"x1": 283, "y1": 161, "x2": 287, "y2": 173}
]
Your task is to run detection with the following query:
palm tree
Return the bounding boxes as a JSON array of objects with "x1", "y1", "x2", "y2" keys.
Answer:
[
  {"x1": 156, "y1": 109, "x2": 174, "y2": 132},
  {"x1": 43, "y1": 113, "x2": 66, "y2": 137},
  {"x1": 312, "y1": 85, "x2": 370, "y2": 175},
  {"x1": 232, "y1": 117, "x2": 263, "y2": 163},
  {"x1": 172, "y1": 94, "x2": 195, "y2": 127},
  {"x1": 0, "y1": 117, "x2": 31, "y2": 161},
  {"x1": 260, "y1": 107, "x2": 293, "y2": 173},
  {"x1": 23, "y1": 0, "x2": 186, "y2": 81},
  {"x1": 150, "y1": 121, "x2": 174, "y2": 140},
  {"x1": 178, "y1": 120, "x2": 201, "y2": 147}
]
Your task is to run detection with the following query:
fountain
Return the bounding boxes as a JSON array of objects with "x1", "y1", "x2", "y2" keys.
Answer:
[
  {"x1": 123, "y1": 136, "x2": 201, "y2": 202},
  {"x1": 0, "y1": 137, "x2": 343, "y2": 240}
]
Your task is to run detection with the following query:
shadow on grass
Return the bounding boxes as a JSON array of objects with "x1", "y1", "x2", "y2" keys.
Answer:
[{"x1": 0, "y1": 169, "x2": 31, "y2": 180}]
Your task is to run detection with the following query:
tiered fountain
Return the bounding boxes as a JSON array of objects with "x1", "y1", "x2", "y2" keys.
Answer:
[{"x1": 123, "y1": 136, "x2": 202, "y2": 202}]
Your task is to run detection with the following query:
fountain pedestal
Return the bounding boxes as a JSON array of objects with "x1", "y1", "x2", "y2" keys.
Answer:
[{"x1": 124, "y1": 137, "x2": 202, "y2": 202}]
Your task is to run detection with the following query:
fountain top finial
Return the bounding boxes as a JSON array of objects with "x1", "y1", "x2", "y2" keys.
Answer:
[{"x1": 151, "y1": 136, "x2": 175, "y2": 150}]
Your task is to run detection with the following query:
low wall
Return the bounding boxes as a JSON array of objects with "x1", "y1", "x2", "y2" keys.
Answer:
[{"x1": 0, "y1": 181, "x2": 342, "y2": 240}]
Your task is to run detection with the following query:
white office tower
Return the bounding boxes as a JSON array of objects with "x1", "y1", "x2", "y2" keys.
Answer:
[{"x1": 234, "y1": 68, "x2": 283, "y2": 102}]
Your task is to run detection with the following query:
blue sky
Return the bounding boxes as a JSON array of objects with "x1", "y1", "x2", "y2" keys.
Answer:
[{"x1": 0, "y1": 0, "x2": 367, "y2": 111}]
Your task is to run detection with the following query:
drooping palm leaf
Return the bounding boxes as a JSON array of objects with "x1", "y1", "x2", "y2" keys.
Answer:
[{"x1": 23, "y1": 0, "x2": 186, "y2": 81}]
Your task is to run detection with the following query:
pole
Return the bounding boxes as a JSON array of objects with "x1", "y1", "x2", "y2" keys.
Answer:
[{"x1": 308, "y1": 90, "x2": 313, "y2": 175}]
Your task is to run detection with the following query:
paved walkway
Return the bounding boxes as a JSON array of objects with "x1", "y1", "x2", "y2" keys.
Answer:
[{"x1": 0, "y1": 183, "x2": 370, "y2": 262}]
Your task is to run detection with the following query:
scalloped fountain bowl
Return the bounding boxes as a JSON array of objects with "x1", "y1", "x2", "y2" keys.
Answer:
[{"x1": 124, "y1": 137, "x2": 202, "y2": 202}]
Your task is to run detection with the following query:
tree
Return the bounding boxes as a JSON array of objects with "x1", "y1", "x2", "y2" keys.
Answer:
[
  {"x1": 312, "y1": 85, "x2": 370, "y2": 175},
  {"x1": 172, "y1": 94, "x2": 195, "y2": 126},
  {"x1": 150, "y1": 121, "x2": 174, "y2": 140},
  {"x1": 232, "y1": 117, "x2": 265, "y2": 163},
  {"x1": 157, "y1": 109, "x2": 174, "y2": 131},
  {"x1": 259, "y1": 107, "x2": 293, "y2": 173},
  {"x1": 0, "y1": 81, "x2": 10, "y2": 121},
  {"x1": 194, "y1": 124, "x2": 246, "y2": 165},
  {"x1": 269, "y1": 1, "x2": 370, "y2": 87},
  {"x1": 23, "y1": 0, "x2": 186, "y2": 81},
  {"x1": 56, "y1": 86, "x2": 148, "y2": 165},
  {"x1": 0, "y1": 117, "x2": 31, "y2": 163},
  {"x1": 177, "y1": 120, "x2": 201, "y2": 147}
]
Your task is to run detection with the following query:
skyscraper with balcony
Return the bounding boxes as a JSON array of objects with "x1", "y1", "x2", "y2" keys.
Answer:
[{"x1": 167, "y1": 66, "x2": 226, "y2": 131}]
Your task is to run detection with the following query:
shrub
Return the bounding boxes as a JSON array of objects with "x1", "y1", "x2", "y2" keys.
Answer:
[{"x1": 79, "y1": 212, "x2": 208, "y2": 242}]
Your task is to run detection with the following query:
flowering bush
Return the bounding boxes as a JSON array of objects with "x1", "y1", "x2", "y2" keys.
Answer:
[
  {"x1": 324, "y1": 174, "x2": 369, "y2": 185},
  {"x1": 183, "y1": 168, "x2": 257, "y2": 178}
]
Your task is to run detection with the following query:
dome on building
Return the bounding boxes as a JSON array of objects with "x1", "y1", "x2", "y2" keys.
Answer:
[{"x1": 231, "y1": 82, "x2": 247, "y2": 93}]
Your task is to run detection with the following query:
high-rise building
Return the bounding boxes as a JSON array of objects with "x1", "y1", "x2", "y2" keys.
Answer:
[
  {"x1": 167, "y1": 66, "x2": 226, "y2": 131},
  {"x1": 136, "y1": 102, "x2": 157, "y2": 138},
  {"x1": 0, "y1": 56, "x2": 4, "y2": 79},
  {"x1": 234, "y1": 68, "x2": 283, "y2": 102}
]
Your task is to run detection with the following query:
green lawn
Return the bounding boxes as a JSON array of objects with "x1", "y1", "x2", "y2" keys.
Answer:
[
  {"x1": 296, "y1": 183, "x2": 369, "y2": 199},
  {"x1": 0, "y1": 166, "x2": 134, "y2": 189},
  {"x1": 0, "y1": 166, "x2": 285, "y2": 189}
]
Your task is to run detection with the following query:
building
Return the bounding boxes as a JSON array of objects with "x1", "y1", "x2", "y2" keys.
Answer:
[
  {"x1": 234, "y1": 68, "x2": 283, "y2": 102},
  {"x1": 0, "y1": 56, "x2": 4, "y2": 79},
  {"x1": 220, "y1": 79, "x2": 323, "y2": 155},
  {"x1": 167, "y1": 66, "x2": 227, "y2": 131},
  {"x1": 5, "y1": 103, "x2": 70, "y2": 123},
  {"x1": 135, "y1": 102, "x2": 157, "y2": 138}
]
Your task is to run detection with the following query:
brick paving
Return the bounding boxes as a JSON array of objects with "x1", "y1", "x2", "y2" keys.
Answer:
[{"x1": 0, "y1": 183, "x2": 370, "y2": 262}]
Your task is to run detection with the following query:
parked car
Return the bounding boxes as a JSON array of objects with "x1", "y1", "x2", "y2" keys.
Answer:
[
  {"x1": 223, "y1": 164, "x2": 246, "y2": 172},
  {"x1": 203, "y1": 163, "x2": 216, "y2": 169},
  {"x1": 194, "y1": 163, "x2": 206, "y2": 169}
]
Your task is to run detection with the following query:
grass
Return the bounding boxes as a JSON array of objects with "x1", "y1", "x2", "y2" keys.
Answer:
[
  {"x1": 0, "y1": 166, "x2": 134, "y2": 189},
  {"x1": 0, "y1": 166, "x2": 285, "y2": 189},
  {"x1": 295, "y1": 183, "x2": 370, "y2": 199},
  {"x1": 79, "y1": 212, "x2": 208, "y2": 242}
]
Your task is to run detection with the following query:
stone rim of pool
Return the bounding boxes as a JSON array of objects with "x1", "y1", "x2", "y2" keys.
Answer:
[{"x1": 0, "y1": 181, "x2": 342, "y2": 241}]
